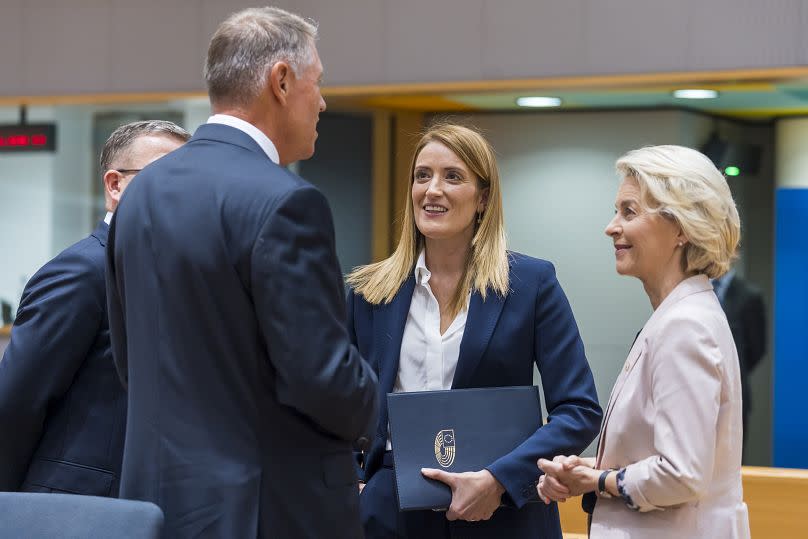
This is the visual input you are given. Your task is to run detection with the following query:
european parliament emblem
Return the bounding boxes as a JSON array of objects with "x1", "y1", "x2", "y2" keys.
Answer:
[{"x1": 434, "y1": 429, "x2": 456, "y2": 468}]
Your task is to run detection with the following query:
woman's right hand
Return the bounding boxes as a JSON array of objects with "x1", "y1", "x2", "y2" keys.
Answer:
[
  {"x1": 537, "y1": 455, "x2": 596, "y2": 503},
  {"x1": 538, "y1": 473, "x2": 570, "y2": 504}
]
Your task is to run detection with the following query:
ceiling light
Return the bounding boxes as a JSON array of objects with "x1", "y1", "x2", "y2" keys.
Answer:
[
  {"x1": 515, "y1": 96, "x2": 562, "y2": 108},
  {"x1": 672, "y1": 89, "x2": 719, "y2": 99}
]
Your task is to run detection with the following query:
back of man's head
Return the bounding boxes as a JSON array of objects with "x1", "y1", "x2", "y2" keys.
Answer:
[
  {"x1": 204, "y1": 7, "x2": 318, "y2": 109},
  {"x1": 100, "y1": 120, "x2": 190, "y2": 173},
  {"x1": 100, "y1": 120, "x2": 190, "y2": 212}
]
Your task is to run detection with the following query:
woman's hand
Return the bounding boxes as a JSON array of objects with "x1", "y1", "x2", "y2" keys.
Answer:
[
  {"x1": 421, "y1": 468, "x2": 505, "y2": 522},
  {"x1": 537, "y1": 472, "x2": 570, "y2": 504},
  {"x1": 538, "y1": 455, "x2": 599, "y2": 499}
]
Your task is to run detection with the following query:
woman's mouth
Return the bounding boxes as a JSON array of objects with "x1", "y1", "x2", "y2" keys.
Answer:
[{"x1": 424, "y1": 204, "x2": 448, "y2": 215}]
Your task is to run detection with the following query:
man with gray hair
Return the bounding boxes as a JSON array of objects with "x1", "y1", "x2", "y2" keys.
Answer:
[
  {"x1": 0, "y1": 121, "x2": 188, "y2": 496},
  {"x1": 106, "y1": 7, "x2": 379, "y2": 538}
]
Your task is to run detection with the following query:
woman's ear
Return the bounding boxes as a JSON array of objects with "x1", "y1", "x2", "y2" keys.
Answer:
[
  {"x1": 675, "y1": 226, "x2": 688, "y2": 248},
  {"x1": 478, "y1": 187, "x2": 490, "y2": 212}
]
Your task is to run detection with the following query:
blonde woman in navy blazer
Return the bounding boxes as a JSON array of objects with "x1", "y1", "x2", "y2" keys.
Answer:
[
  {"x1": 538, "y1": 146, "x2": 751, "y2": 538},
  {"x1": 347, "y1": 124, "x2": 602, "y2": 539}
]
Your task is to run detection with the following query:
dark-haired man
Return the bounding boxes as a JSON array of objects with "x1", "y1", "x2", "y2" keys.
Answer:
[{"x1": 0, "y1": 121, "x2": 188, "y2": 495}]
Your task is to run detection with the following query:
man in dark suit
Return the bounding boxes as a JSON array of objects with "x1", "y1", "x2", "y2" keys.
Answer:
[
  {"x1": 106, "y1": 7, "x2": 379, "y2": 538},
  {"x1": 713, "y1": 268, "x2": 767, "y2": 453},
  {"x1": 0, "y1": 121, "x2": 189, "y2": 495}
]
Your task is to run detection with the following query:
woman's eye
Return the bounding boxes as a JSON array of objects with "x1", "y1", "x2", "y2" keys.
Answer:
[
  {"x1": 445, "y1": 172, "x2": 462, "y2": 181},
  {"x1": 414, "y1": 171, "x2": 430, "y2": 181}
]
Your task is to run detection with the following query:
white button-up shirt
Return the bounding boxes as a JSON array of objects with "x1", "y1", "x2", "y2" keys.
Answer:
[{"x1": 387, "y1": 250, "x2": 469, "y2": 448}]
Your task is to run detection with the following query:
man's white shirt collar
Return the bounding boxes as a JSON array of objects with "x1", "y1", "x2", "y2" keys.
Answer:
[
  {"x1": 104, "y1": 212, "x2": 113, "y2": 225},
  {"x1": 207, "y1": 114, "x2": 280, "y2": 165}
]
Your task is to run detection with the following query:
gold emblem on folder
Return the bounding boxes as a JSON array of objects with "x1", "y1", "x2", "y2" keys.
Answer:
[{"x1": 434, "y1": 429, "x2": 456, "y2": 468}]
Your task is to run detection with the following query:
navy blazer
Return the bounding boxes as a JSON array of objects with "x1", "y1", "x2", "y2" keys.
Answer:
[
  {"x1": 0, "y1": 221, "x2": 126, "y2": 496},
  {"x1": 348, "y1": 252, "x2": 602, "y2": 538},
  {"x1": 106, "y1": 123, "x2": 379, "y2": 539}
]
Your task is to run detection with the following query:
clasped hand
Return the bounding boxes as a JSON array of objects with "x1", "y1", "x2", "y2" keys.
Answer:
[
  {"x1": 536, "y1": 455, "x2": 598, "y2": 504},
  {"x1": 421, "y1": 468, "x2": 505, "y2": 522}
]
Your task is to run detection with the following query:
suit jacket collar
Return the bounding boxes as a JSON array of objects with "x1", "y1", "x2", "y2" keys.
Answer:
[
  {"x1": 451, "y1": 253, "x2": 514, "y2": 388},
  {"x1": 376, "y1": 276, "x2": 416, "y2": 397},
  {"x1": 374, "y1": 274, "x2": 508, "y2": 393},
  {"x1": 190, "y1": 123, "x2": 272, "y2": 161},
  {"x1": 373, "y1": 276, "x2": 415, "y2": 439},
  {"x1": 91, "y1": 219, "x2": 109, "y2": 247},
  {"x1": 452, "y1": 289, "x2": 506, "y2": 388}
]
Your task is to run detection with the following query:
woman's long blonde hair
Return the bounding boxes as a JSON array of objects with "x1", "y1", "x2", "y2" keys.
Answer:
[{"x1": 347, "y1": 123, "x2": 509, "y2": 317}]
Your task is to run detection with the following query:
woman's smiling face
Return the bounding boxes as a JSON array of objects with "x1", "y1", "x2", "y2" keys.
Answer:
[
  {"x1": 411, "y1": 141, "x2": 487, "y2": 243},
  {"x1": 604, "y1": 176, "x2": 683, "y2": 282}
]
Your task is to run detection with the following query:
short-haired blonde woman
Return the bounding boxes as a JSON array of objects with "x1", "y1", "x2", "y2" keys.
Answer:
[
  {"x1": 538, "y1": 145, "x2": 751, "y2": 538},
  {"x1": 347, "y1": 123, "x2": 602, "y2": 539}
]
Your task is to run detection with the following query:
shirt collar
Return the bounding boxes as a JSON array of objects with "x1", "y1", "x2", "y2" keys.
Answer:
[
  {"x1": 414, "y1": 250, "x2": 431, "y2": 285},
  {"x1": 206, "y1": 114, "x2": 280, "y2": 165},
  {"x1": 104, "y1": 211, "x2": 113, "y2": 225}
]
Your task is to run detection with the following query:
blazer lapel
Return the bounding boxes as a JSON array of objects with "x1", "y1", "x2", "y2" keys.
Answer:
[
  {"x1": 595, "y1": 337, "x2": 645, "y2": 465},
  {"x1": 373, "y1": 276, "x2": 415, "y2": 436},
  {"x1": 451, "y1": 290, "x2": 506, "y2": 389}
]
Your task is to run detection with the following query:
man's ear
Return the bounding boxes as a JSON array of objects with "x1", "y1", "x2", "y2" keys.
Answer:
[
  {"x1": 269, "y1": 61, "x2": 293, "y2": 106},
  {"x1": 103, "y1": 169, "x2": 122, "y2": 201}
]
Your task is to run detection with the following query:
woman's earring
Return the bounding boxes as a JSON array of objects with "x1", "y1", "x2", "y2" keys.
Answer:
[{"x1": 477, "y1": 212, "x2": 482, "y2": 224}]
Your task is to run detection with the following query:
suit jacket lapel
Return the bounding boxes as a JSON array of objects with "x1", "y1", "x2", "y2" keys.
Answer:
[
  {"x1": 376, "y1": 276, "x2": 415, "y2": 393},
  {"x1": 451, "y1": 290, "x2": 506, "y2": 389},
  {"x1": 374, "y1": 276, "x2": 415, "y2": 436}
]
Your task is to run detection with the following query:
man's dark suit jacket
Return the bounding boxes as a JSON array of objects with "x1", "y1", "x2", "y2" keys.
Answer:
[
  {"x1": 721, "y1": 275, "x2": 767, "y2": 439},
  {"x1": 348, "y1": 253, "x2": 602, "y2": 539},
  {"x1": 0, "y1": 221, "x2": 126, "y2": 496},
  {"x1": 106, "y1": 123, "x2": 379, "y2": 539}
]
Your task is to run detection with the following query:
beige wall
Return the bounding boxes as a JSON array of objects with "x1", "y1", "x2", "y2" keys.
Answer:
[{"x1": 2, "y1": 0, "x2": 808, "y2": 97}]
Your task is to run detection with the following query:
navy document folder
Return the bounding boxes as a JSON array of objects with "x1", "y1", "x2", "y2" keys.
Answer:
[{"x1": 387, "y1": 385, "x2": 542, "y2": 511}]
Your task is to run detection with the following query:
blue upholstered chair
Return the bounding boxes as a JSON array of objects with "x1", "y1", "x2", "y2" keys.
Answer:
[{"x1": 0, "y1": 492, "x2": 163, "y2": 539}]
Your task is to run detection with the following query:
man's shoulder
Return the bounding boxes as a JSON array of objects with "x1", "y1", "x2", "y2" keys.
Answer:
[
  {"x1": 729, "y1": 275, "x2": 764, "y2": 301},
  {"x1": 33, "y1": 233, "x2": 105, "y2": 285},
  {"x1": 52, "y1": 232, "x2": 104, "y2": 268}
]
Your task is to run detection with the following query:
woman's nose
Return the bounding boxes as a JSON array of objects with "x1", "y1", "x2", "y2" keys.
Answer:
[
  {"x1": 605, "y1": 215, "x2": 620, "y2": 237},
  {"x1": 426, "y1": 178, "x2": 442, "y2": 196}
]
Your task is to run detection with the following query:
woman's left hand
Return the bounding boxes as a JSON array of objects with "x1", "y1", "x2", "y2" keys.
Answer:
[{"x1": 421, "y1": 468, "x2": 505, "y2": 522}]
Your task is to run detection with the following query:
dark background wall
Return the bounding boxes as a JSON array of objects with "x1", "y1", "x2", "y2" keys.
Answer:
[{"x1": 298, "y1": 112, "x2": 373, "y2": 275}]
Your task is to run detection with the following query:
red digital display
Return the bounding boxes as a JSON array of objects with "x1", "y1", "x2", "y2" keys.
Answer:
[{"x1": 0, "y1": 124, "x2": 56, "y2": 152}]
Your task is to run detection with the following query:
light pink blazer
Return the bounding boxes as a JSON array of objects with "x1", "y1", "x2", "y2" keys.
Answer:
[{"x1": 591, "y1": 275, "x2": 750, "y2": 539}]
